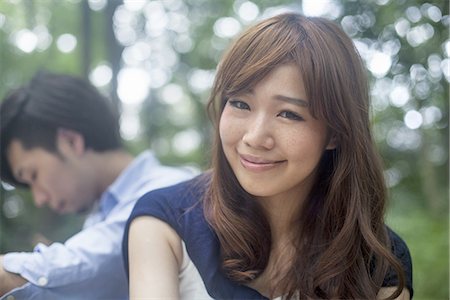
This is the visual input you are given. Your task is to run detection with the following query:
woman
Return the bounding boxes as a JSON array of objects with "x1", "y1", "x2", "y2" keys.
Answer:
[{"x1": 124, "y1": 13, "x2": 412, "y2": 299}]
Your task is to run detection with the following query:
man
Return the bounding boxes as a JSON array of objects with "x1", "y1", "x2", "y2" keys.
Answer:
[{"x1": 0, "y1": 71, "x2": 194, "y2": 299}]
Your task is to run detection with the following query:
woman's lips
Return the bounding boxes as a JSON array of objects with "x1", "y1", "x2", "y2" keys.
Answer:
[{"x1": 239, "y1": 154, "x2": 285, "y2": 172}]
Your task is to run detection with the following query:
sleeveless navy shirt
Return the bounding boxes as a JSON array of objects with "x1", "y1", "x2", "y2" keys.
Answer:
[{"x1": 123, "y1": 175, "x2": 413, "y2": 299}]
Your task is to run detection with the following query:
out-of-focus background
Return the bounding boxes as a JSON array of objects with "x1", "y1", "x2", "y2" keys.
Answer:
[{"x1": 0, "y1": 0, "x2": 448, "y2": 298}]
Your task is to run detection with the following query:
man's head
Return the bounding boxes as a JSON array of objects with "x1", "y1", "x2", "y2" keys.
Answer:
[{"x1": 1, "y1": 71, "x2": 122, "y2": 213}]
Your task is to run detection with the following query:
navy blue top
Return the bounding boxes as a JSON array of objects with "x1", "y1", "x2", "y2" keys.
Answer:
[{"x1": 123, "y1": 175, "x2": 413, "y2": 299}]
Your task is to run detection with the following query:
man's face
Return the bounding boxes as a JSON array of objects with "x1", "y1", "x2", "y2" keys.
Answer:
[{"x1": 6, "y1": 138, "x2": 98, "y2": 214}]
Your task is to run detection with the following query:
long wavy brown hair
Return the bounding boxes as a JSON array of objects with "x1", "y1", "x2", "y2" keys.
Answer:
[{"x1": 204, "y1": 13, "x2": 405, "y2": 299}]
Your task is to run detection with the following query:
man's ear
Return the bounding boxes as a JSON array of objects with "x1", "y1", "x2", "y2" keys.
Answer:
[{"x1": 56, "y1": 128, "x2": 85, "y2": 156}]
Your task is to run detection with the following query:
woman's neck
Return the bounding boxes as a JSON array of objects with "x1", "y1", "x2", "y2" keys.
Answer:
[
  {"x1": 247, "y1": 231, "x2": 296, "y2": 298},
  {"x1": 248, "y1": 188, "x2": 312, "y2": 297},
  {"x1": 257, "y1": 188, "x2": 308, "y2": 246}
]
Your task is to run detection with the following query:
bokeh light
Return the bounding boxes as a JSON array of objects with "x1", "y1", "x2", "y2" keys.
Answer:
[{"x1": 56, "y1": 34, "x2": 77, "y2": 53}]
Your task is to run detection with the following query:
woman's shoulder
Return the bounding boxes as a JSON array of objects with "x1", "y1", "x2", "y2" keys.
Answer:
[
  {"x1": 130, "y1": 173, "x2": 266, "y2": 299},
  {"x1": 123, "y1": 174, "x2": 211, "y2": 277},
  {"x1": 127, "y1": 173, "x2": 213, "y2": 241},
  {"x1": 383, "y1": 226, "x2": 413, "y2": 297},
  {"x1": 386, "y1": 227, "x2": 411, "y2": 263}
]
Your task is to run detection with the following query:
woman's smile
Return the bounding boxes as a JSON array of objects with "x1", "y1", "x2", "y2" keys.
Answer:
[{"x1": 239, "y1": 153, "x2": 286, "y2": 172}]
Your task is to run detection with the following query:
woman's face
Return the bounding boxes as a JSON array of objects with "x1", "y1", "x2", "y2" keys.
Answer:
[{"x1": 219, "y1": 63, "x2": 335, "y2": 203}]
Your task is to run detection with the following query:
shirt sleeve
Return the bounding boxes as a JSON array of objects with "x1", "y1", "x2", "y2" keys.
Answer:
[
  {"x1": 2, "y1": 200, "x2": 135, "y2": 299},
  {"x1": 382, "y1": 228, "x2": 413, "y2": 297}
]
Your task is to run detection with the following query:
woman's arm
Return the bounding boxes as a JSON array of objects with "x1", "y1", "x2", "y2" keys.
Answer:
[
  {"x1": 377, "y1": 287, "x2": 410, "y2": 300},
  {"x1": 128, "y1": 216, "x2": 183, "y2": 299}
]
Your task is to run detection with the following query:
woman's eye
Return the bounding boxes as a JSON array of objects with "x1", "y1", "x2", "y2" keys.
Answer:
[
  {"x1": 228, "y1": 99, "x2": 250, "y2": 110},
  {"x1": 278, "y1": 111, "x2": 303, "y2": 121}
]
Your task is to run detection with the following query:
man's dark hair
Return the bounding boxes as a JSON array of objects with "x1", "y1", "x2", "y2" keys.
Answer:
[{"x1": 0, "y1": 71, "x2": 122, "y2": 187}]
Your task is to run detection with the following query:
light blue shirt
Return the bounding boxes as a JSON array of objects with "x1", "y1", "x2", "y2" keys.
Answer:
[{"x1": 2, "y1": 151, "x2": 195, "y2": 300}]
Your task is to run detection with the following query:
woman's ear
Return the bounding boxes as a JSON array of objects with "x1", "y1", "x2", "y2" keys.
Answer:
[
  {"x1": 326, "y1": 135, "x2": 337, "y2": 150},
  {"x1": 56, "y1": 128, "x2": 85, "y2": 156}
]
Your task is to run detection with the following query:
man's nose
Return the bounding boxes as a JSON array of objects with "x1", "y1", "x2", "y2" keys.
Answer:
[{"x1": 31, "y1": 185, "x2": 49, "y2": 208}]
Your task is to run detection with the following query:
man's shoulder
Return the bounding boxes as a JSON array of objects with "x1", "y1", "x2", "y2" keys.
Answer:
[
  {"x1": 108, "y1": 151, "x2": 197, "y2": 204},
  {"x1": 136, "y1": 173, "x2": 209, "y2": 209}
]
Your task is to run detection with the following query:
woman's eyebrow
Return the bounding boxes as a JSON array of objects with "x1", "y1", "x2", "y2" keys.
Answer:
[
  {"x1": 237, "y1": 89, "x2": 309, "y2": 107},
  {"x1": 273, "y1": 95, "x2": 309, "y2": 107}
]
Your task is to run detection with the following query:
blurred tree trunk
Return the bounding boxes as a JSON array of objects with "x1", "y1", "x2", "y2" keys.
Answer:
[
  {"x1": 23, "y1": 0, "x2": 35, "y2": 28},
  {"x1": 419, "y1": 133, "x2": 444, "y2": 215},
  {"x1": 105, "y1": 0, "x2": 123, "y2": 113},
  {"x1": 81, "y1": 0, "x2": 91, "y2": 79}
]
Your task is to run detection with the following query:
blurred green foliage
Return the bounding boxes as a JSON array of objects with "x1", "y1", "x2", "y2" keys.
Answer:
[
  {"x1": 0, "y1": 0, "x2": 448, "y2": 298},
  {"x1": 387, "y1": 206, "x2": 448, "y2": 299}
]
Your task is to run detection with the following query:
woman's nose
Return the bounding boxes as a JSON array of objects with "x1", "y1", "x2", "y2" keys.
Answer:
[{"x1": 242, "y1": 114, "x2": 275, "y2": 150}]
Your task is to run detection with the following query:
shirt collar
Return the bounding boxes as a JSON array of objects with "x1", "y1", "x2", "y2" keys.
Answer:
[{"x1": 97, "y1": 150, "x2": 159, "y2": 217}]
